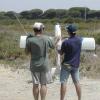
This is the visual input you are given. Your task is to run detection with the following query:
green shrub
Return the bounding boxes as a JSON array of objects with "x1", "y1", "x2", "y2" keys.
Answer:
[
  {"x1": 95, "y1": 33, "x2": 100, "y2": 44},
  {"x1": 0, "y1": 18, "x2": 100, "y2": 63}
]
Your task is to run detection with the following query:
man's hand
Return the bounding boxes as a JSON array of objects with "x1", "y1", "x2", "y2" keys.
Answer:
[
  {"x1": 54, "y1": 36, "x2": 61, "y2": 45},
  {"x1": 27, "y1": 33, "x2": 33, "y2": 38}
]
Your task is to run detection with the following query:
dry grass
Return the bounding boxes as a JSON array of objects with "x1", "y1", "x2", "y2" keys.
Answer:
[{"x1": 0, "y1": 19, "x2": 100, "y2": 78}]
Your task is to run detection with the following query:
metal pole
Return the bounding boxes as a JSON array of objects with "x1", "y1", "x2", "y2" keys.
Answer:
[{"x1": 85, "y1": 7, "x2": 87, "y2": 22}]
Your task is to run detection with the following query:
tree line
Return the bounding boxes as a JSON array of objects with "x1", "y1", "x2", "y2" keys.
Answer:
[{"x1": 0, "y1": 7, "x2": 100, "y2": 20}]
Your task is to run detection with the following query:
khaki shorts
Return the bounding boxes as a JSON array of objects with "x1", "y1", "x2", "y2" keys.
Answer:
[{"x1": 31, "y1": 71, "x2": 53, "y2": 85}]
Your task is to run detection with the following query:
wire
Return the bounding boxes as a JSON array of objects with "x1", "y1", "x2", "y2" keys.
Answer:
[{"x1": 14, "y1": 14, "x2": 27, "y2": 35}]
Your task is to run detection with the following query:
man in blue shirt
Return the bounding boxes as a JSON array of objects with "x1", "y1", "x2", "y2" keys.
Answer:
[{"x1": 59, "y1": 24, "x2": 82, "y2": 100}]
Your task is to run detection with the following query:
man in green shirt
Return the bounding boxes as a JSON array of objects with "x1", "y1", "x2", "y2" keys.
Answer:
[{"x1": 25, "y1": 22, "x2": 55, "y2": 100}]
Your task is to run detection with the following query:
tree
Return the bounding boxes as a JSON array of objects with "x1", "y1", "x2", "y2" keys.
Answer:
[
  {"x1": 87, "y1": 11, "x2": 100, "y2": 19},
  {"x1": 4, "y1": 11, "x2": 17, "y2": 19},
  {"x1": 30, "y1": 9, "x2": 43, "y2": 19},
  {"x1": 20, "y1": 11, "x2": 31, "y2": 19},
  {"x1": 0, "y1": 12, "x2": 7, "y2": 19},
  {"x1": 43, "y1": 9, "x2": 56, "y2": 19},
  {"x1": 68, "y1": 10, "x2": 81, "y2": 18},
  {"x1": 56, "y1": 9, "x2": 68, "y2": 18},
  {"x1": 69, "y1": 7, "x2": 90, "y2": 18}
]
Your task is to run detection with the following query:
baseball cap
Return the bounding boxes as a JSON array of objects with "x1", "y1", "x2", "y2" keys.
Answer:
[{"x1": 65, "y1": 24, "x2": 78, "y2": 33}]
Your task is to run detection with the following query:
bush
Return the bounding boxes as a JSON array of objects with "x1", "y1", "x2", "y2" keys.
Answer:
[
  {"x1": 0, "y1": 19, "x2": 100, "y2": 62},
  {"x1": 0, "y1": 31, "x2": 25, "y2": 60},
  {"x1": 95, "y1": 33, "x2": 100, "y2": 44}
]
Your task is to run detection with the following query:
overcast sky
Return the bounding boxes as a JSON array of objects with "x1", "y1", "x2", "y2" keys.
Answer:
[{"x1": 0, "y1": 0, "x2": 100, "y2": 12}]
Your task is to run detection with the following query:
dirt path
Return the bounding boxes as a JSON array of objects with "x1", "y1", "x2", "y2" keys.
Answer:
[{"x1": 0, "y1": 66, "x2": 100, "y2": 100}]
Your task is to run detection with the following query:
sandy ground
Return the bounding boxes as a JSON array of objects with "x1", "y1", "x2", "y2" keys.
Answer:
[{"x1": 0, "y1": 66, "x2": 100, "y2": 100}]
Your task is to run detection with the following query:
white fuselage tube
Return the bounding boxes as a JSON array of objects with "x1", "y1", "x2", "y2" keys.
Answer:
[
  {"x1": 81, "y1": 37, "x2": 95, "y2": 50},
  {"x1": 20, "y1": 36, "x2": 27, "y2": 48},
  {"x1": 19, "y1": 36, "x2": 96, "y2": 51}
]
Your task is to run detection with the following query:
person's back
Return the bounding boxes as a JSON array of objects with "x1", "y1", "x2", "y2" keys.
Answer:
[
  {"x1": 25, "y1": 22, "x2": 54, "y2": 100},
  {"x1": 62, "y1": 35, "x2": 82, "y2": 68},
  {"x1": 59, "y1": 24, "x2": 82, "y2": 100},
  {"x1": 26, "y1": 35, "x2": 54, "y2": 72}
]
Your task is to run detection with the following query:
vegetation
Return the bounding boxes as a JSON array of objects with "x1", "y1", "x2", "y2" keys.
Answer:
[
  {"x1": 0, "y1": 7, "x2": 100, "y2": 78},
  {"x1": 0, "y1": 7, "x2": 100, "y2": 20},
  {"x1": 0, "y1": 18, "x2": 100, "y2": 60}
]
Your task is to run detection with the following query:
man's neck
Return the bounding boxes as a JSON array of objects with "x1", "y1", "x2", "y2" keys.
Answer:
[{"x1": 35, "y1": 32, "x2": 42, "y2": 36}]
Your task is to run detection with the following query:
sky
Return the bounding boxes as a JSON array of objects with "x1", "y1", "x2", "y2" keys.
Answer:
[{"x1": 0, "y1": 0, "x2": 100, "y2": 12}]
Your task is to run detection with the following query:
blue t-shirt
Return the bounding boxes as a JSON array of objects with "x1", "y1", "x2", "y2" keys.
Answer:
[{"x1": 61, "y1": 35, "x2": 82, "y2": 68}]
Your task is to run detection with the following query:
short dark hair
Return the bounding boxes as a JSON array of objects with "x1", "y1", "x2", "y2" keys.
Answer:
[
  {"x1": 33, "y1": 24, "x2": 44, "y2": 33},
  {"x1": 33, "y1": 28, "x2": 42, "y2": 33},
  {"x1": 68, "y1": 31, "x2": 76, "y2": 36}
]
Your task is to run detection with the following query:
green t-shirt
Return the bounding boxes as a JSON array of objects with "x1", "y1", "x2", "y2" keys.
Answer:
[{"x1": 26, "y1": 35, "x2": 54, "y2": 72}]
